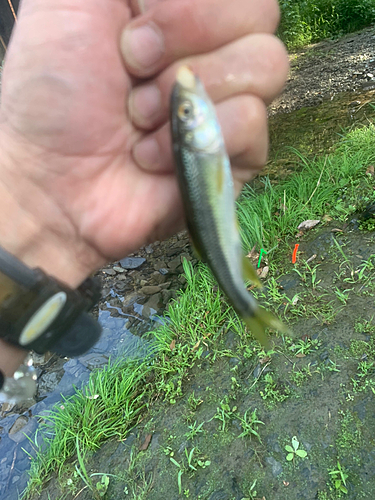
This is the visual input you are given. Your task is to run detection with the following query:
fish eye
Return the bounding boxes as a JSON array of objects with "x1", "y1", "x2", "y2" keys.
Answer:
[{"x1": 178, "y1": 101, "x2": 194, "y2": 121}]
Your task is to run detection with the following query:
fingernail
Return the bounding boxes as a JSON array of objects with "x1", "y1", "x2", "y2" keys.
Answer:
[
  {"x1": 133, "y1": 137, "x2": 161, "y2": 170},
  {"x1": 129, "y1": 85, "x2": 162, "y2": 126},
  {"x1": 121, "y1": 23, "x2": 164, "y2": 71},
  {"x1": 138, "y1": 0, "x2": 158, "y2": 13}
]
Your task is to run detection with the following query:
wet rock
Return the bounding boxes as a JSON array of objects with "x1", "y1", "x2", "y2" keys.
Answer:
[
  {"x1": 31, "y1": 352, "x2": 54, "y2": 367},
  {"x1": 150, "y1": 271, "x2": 167, "y2": 284},
  {"x1": 113, "y1": 266, "x2": 125, "y2": 273},
  {"x1": 122, "y1": 291, "x2": 145, "y2": 309},
  {"x1": 38, "y1": 371, "x2": 64, "y2": 397},
  {"x1": 115, "y1": 275, "x2": 128, "y2": 283},
  {"x1": 115, "y1": 281, "x2": 130, "y2": 292},
  {"x1": 168, "y1": 257, "x2": 182, "y2": 271},
  {"x1": 161, "y1": 289, "x2": 176, "y2": 305},
  {"x1": 119, "y1": 257, "x2": 146, "y2": 269},
  {"x1": 265, "y1": 456, "x2": 283, "y2": 476},
  {"x1": 139, "y1": 285, "x2": 161, "y2": 295},
  {"x1": 153, "y1": 260, "x2": 167, "y2": 271},
  {"x1": 166, "y1": 247, "x2": 180, "y2": 257},
  {"x1": 159, "y1": 281, "x2": 172, "y2": 289},
  {"x1": 103, "y1": 268, "x2": 116, "y2": 276},
  {"x1": 159, "y1": 267, "x2": 169, "y2": 275},
  {"x1": 8, "y1": 416, "x2": 37, "y2": 443},
  {"x1": 180, "y1": 253, "x2": 192, "y2": 262},
  {"x1": 79, "y1": 353, "x2": 109, "y2": 371},
  {"x1": 142, "y1": 293, "x2": 163, "y2": 318},
  {"x1": 208, "y1": 490, "x2": 230, "y2": 500},
  {"x1": 8, "y1": 415, "x2": 28, "y2": 435}
]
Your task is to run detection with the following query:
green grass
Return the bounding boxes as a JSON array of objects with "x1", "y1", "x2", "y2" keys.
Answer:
[
  {"x1": 24, "y1": 359, "x2": 149, "y2": 497},
  {"x1": 23, "y1": 123, "x2": 375, "y2": 499},
  {"x1": 237, "y1": 125, "x2": 375, "y2": 259},
  {"x1": 278, "y1": 0, "x2": 375, "y2": 50}
]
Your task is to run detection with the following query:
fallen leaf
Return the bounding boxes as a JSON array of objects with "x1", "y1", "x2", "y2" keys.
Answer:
[
  {"x1": 331, "y1": 228, "x2": 343, "y2": 233},
  {"x1": 246, "y1": 245, "x2": 257, "y2": 259},
  {"x1": 259, "y1": 356, "x2": 271, "y2": 365},
  {"x1": 322, "y1": 215, "x2": 332, "y2": 222},
  {"x1": 169, "y1": 339, "x2": 176, "y2": 351},
  {"x1": 283, "y1": 481, "x2": 290, "y2": 486},
  {"x1": 260, "y1": 266, "x2": 269, "y2": 279},
  {"x1": 192, "y1": 339, "x2": 201, "y2": 351},
  {"x1": 296, "y1": 353, "x2": 306, "y2": 358},
  {"x1": 298, "y1": 219, "x2": 320, "y2": 231},
  {"x1": 86, "y1": 394, "x2": 99, "y2": 400},
  {"x1": 305, "y1": 254, "x2": 317, "y2": 264},
  {"x1": 139, "y1": 433, "x2": 152, "y2": 451},
  {"x1": 295, "y1": 230, "x2": 304, "y2": 239},
  {"x1": 366, "y1": 165, "x2": 374, "y2": 176}
]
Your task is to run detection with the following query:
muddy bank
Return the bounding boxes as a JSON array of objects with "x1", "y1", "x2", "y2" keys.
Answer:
[{"x1": 270, "y1": 25, "x2": 375, "y2": 116}]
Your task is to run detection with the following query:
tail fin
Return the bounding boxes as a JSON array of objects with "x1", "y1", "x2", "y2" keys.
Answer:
[{"x1": 244, "y1": 308, "x2": 287, "y2": 350}]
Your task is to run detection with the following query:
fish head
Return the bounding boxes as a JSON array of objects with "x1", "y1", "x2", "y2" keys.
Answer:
[{"x1": 171, "y1": 66, "x2": 223, "y2": 153}]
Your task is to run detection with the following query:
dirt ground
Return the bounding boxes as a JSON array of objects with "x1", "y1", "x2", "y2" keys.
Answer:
[{"x1": 28, "y1": 26, "x2": 375, "y2": 500}]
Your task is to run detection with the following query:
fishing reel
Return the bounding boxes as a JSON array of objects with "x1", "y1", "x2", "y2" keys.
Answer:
[{"x1": 0, "y1": 247, "x2": 102, "y2": 402}]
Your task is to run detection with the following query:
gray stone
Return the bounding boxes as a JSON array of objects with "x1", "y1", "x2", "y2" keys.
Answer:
[
  {"x1": 119, "y1": 257, "x2": 146, "y2": 269},
  {"x1": 151, "y1": 271, "x2": 167, "y2": 284},
  {"x1": 142, "y1": 293, "x2": 163, "y2": 318},
  {"x1": 113, "y1": 266, "x2": 125, "y2": 273},
  {"x1": 153, "y1": 260, "x2": 167, "y2": 271},
  {"x1": 265, "y1": 456, "x2": 283, "y2": 476},
  {"x1": 9, "y1": 417, "x2": 37, "y2": 444},
  {"x1": 159, "y1": 281, "x2": 172, "y2": 289},
  {"x1": 38, "y1": 371, "x2": 63, "y2": 396},
  {"x1": 79, "y1": 353, "x2": 109, "y2": 370},
  {"x1": 103, "y1": 268, "x2": 116, "y2": 275},
  {"x1": 9, "y1": 415, "x2": 28, "y2": 435},
  {"x1": 168, "y1": 257, "x2": 182, "y2": 271},
  {"x1": 139, "y1": 285, "x2": 161, "y2": 295}
]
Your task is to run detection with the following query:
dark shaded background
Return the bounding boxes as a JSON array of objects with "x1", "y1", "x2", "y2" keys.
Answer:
[{"x1": 0, "y1": 0, "x2": 20, "y2": 61}]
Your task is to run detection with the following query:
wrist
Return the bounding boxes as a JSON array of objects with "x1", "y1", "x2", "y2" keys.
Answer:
[{"x1": 0, "y1": 127, "x2": 102, "y2": 288}]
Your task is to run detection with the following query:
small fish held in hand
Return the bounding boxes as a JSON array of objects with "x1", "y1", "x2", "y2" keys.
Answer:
[{"x1": 170, "y1": 66, "x2": 286, "y2": 348}]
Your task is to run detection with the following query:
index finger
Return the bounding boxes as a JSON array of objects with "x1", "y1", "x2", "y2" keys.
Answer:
[{"x1": 121, "y1": 0, "x2": 280, "y2": 77}]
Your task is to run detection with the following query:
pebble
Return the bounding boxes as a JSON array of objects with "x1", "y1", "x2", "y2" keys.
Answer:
[
  {"x1": 265, "y1": 456, "x2": 283, "y2": 476},
  {"x1": 103, "y1": 269, "x2": 116, "y2": 276},
  {"x1": 168, "y1": 256, "x2": 182, "y2": 271},
  {"x1": 9, "y1": 416, "x2": 28, "y2": 435},
  {"x1": 139, "y1": 285, "x2": 161, "y2": 295},
  {"x1": 119, "y1": 257, "x2": 146, "y2": 269},
  {"x1": 113, "y1": 266, "x2": 125, "y2": 273},
  {"x1": 151, "y1": 271, "x2": 167, "y2": 284}
]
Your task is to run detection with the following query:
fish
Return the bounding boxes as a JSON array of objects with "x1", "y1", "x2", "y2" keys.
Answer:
[{"x1": 170, "y1": 65, "x2": 286, "y2": 348}]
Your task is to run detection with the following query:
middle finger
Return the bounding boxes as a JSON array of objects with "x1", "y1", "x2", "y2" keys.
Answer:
[{"x1": 128, "y1": 34, "x2": 288, "y2": 131}]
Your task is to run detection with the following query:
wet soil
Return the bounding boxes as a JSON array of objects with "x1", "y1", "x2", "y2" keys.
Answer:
[{"x1": 35, "y1": 224, "x2": 375, "y2": 500}]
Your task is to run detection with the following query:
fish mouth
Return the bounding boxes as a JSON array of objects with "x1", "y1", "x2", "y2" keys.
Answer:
[{"x1": 175, "y1": 65, "x2": 197, "y2": 90}]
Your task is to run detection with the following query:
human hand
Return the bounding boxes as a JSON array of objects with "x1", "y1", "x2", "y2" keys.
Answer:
[{"x1": 0, "y1": 0, "x2": 288, "y2": 376}]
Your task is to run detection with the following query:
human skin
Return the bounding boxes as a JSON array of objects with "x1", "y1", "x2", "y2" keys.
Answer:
[{"x1": 0, "y1": 0, "x2": 289, "y2": 376}]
